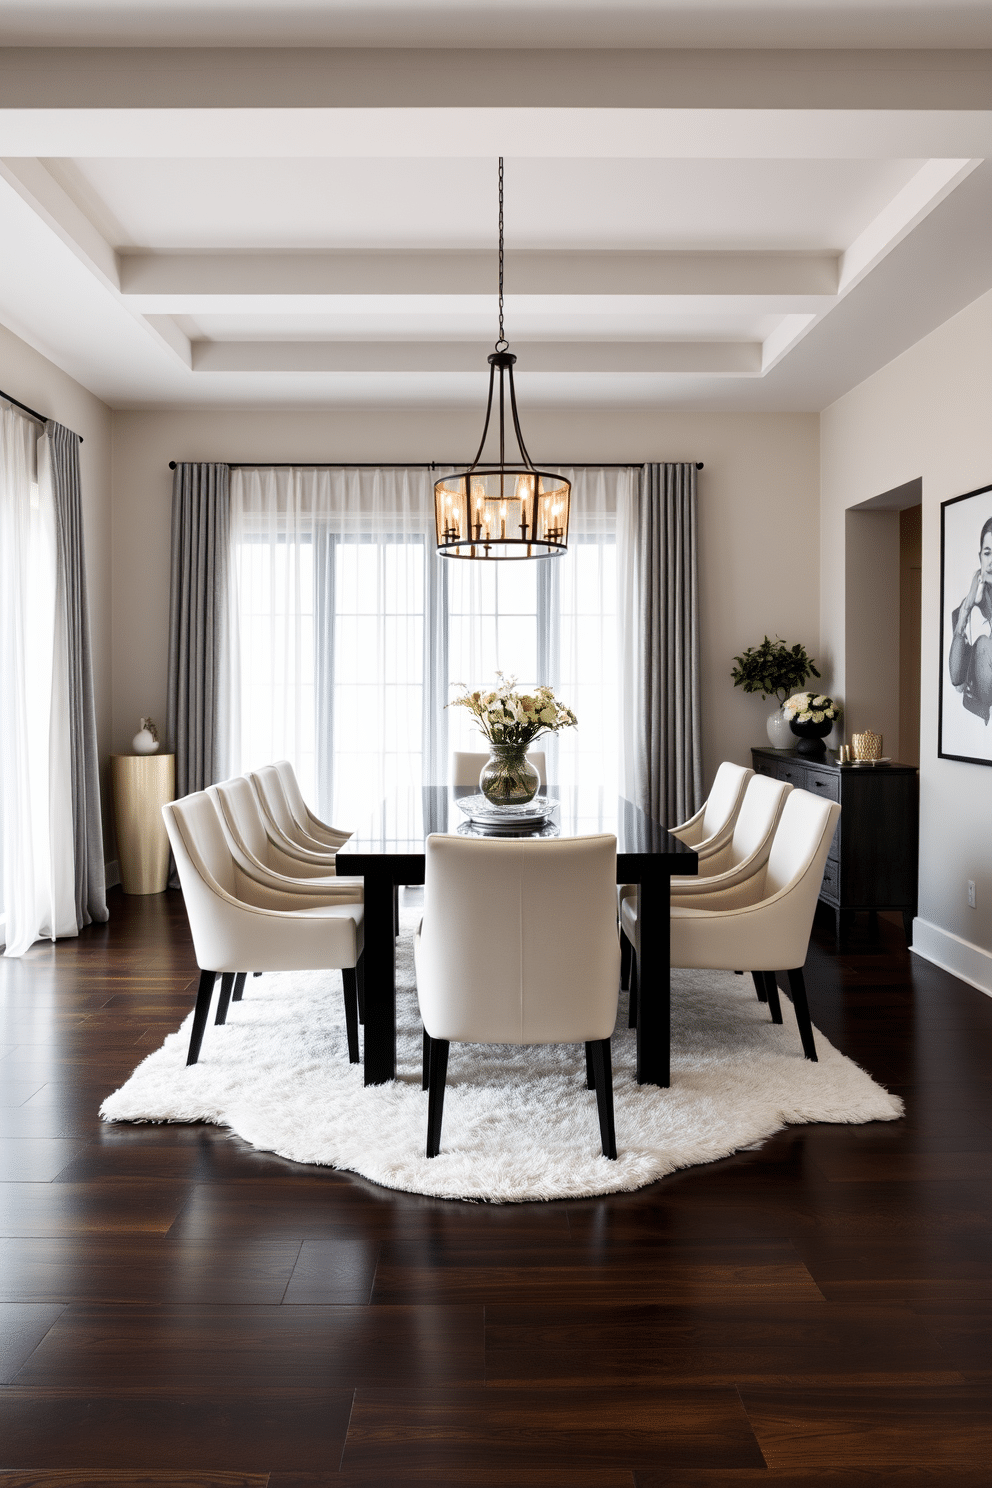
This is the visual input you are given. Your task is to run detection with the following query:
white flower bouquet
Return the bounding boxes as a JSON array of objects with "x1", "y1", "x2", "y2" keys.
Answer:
[
  {"x1": 449, "y1": 673, "x2": 577, "y2": 749},
  {"x1": 782, "y1": 692, "x2": 842, "y2": 726}
]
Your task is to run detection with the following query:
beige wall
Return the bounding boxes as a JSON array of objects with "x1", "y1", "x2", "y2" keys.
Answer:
[
  {"x1": 1, "y1": 323, "x2": 114, "y2": 840},
  {"x1": 111, "y1": 406, "x2": 820, "y2": 785},
  {"x1": 821, "y1": 286, "x2": 992, "y2": 991}
]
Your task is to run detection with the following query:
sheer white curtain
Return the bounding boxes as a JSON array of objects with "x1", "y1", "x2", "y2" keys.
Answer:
[
  {"x1": 0, "y1": 403, "x2": 76, "y2": 956},
  {"x1": 227, "y1": 466, "x2": 437, "y2": 830}
]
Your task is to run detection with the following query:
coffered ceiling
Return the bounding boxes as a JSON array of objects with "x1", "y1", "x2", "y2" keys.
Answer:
[{"x1": 1, "y1": 13, "x2": 991, "y2": 412}]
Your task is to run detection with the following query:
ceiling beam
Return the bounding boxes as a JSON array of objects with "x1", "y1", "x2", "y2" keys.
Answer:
[
  {"x1": 190, "y1": 340, "x2": 762, "y2": 374},
  {"x1": 121, "y1": 251, "x2": 840, "y2": 301},
  {"x1": 2, "y1": 48, "x2": 992, "y2": 111}
]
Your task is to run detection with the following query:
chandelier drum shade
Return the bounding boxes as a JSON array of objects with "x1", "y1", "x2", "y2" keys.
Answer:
[{"x1": 435, "y1": 162, "x2": 571, "y2": 561}]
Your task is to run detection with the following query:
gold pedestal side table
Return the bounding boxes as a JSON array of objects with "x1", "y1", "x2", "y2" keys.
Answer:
[{"x1": 111, "y1": 753, "x2": 175, "y2": 894}]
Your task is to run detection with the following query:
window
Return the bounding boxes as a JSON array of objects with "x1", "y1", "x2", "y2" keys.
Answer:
[{"x1": 227, "y1": 465, "x2": 630, "y2": 823}]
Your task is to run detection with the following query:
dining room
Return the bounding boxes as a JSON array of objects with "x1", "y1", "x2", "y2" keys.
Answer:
[{"x1": 3, "y1": 7, "x2": 992, "y2": 1481}]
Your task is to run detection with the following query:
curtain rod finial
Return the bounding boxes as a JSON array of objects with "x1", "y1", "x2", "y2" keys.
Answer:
[
  {"x1": 169, "y1": 461, "x2": 177, "y2": 470},
  {"x1": 696, "y1": 462, "x2": 703, "y2": 470}
]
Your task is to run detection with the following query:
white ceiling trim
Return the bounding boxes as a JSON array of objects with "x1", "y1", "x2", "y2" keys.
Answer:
[{"x1": 2, "y1": 108, "x2": 992, "y2": 160}]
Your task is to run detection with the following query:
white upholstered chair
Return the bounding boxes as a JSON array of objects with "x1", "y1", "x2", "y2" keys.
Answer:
[
  {"x1": 251, "y1": 762, "x2": 351, "y2": 855},
  {"x1": 163, "y1": 792, "x2": 365, "y2": 1066},
  {"x1": 670, "y1": 761, "x2": 754, "y2": 860},
  {"x1": 624, "y1": 788, "x2": 841, "y2": 1061},
  {"x1": 414, "y1": 833, "x2": 621, "y2": 1159},
  {"x1": 273, "y1": 759, "x2": 352, "y2": 850},
  {"x1": 669, "y1": 774, "x2": 793, "y2": 898},
  {"x1": 621, "y1": 774, "x2": 792, "y2": 1027},
  {"x1": 451, "y1": 749, "x2": 547, "y2": 789},
  {"x1": 210, "y1": 776, "x2": 357, "y2": 885}
]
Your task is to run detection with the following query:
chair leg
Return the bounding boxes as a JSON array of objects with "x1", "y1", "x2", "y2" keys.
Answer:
[
  {"x1": 356, "y1": 951, "x2": 365, "y2": 1025},
  {"x1": 763, "y1": 971, "x2": 783, "y2": 1025},
  {"x1": 232, "y1": 972, "x2": 247, "y2": 1003},
  {"x1": 214, "y1": 973, "x2": 236, "y2": 1025},
  {"x1": 590, "y1": 1038, "x2": 617, "y2": 1160},
  {"x1": 426, "y1": 1038, "x2": 449, "y2": 1158},
  {"x1": 620, "y1": 930, "x2": 632, "y2": 992},
  {"x1": 422, "y1": 1027, "x2": 431, "y2": 1091},
  {"x1": 751, "y1": 970, "x2": 768, "y2": 1003},
  {"x1": 584, "y1": 1042, "x2": 596, "y2": 1090},
  {"x1": 786, "y1": 967, "x2": 818, "y2": 1061},
  {"x1": 187, "y1": 970, "x2": 216, "y2": 1065},
  {"x1": 628, "y1": 951, "x2": 638, "y2": 1029},
  {"x1": 342, "y1": 967, "x2": 360, "y2": 1064}
]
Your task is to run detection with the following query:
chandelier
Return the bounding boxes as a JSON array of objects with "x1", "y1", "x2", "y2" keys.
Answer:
[{"x1": 434, "y1": 159, "x2": 570, "y2": 561}]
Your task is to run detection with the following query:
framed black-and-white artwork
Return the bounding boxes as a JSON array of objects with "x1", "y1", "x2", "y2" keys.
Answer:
[{"x1": 939, "y1": 482, "x2": 992, "y2": 765}]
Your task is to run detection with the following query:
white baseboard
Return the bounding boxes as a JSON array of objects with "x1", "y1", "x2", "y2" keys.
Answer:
[
  {"x1": 105, "y1": 859, "x2": 121, "y2": 890},
  {"x1": 911, "y1": 917, "x2": 992, "y2": 998}
]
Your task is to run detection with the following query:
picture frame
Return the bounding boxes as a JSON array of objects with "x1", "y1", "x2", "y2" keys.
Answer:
[{"x1": 939, "y1": 482, "x2": 992, "y2": 765}]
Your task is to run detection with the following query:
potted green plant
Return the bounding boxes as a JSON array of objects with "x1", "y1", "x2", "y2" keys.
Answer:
[{"x1": 731, "y1": 636, "x2": 821, "y2": 747}]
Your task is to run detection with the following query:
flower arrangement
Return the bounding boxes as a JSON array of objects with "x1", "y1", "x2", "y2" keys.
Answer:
[
  {"x1": 783, "y1": 692, "x2": 841, "y2": 725},
  {"x1": 730, "y1": 636, "x2": 820, "y2": 704},
  {"x1": 449, "y1": 674, "x2": 577, "y2": 749},
  {"x1": 449, "y1": 674, "x2": 577, "y2": 804}
]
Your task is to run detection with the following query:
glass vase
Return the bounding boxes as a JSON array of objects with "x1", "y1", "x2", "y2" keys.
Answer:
[{"x1": 479, "y1": 748, "x2": 539, "y2": 806}]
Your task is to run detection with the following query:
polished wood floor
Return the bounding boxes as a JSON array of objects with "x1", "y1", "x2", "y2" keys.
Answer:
[{"x1": 1, "y1": 888, "x2": 990, "y2": 1486}]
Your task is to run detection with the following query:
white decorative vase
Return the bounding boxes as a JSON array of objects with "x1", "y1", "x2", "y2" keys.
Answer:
[
  {"x1": 766, "y1": 707, "x2": 792, "y2": 749},
  {"x1": 132, "y1": 728, "x2": 159, "y2": 755}
]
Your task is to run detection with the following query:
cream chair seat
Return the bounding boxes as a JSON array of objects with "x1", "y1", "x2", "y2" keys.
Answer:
[
  {"x1": 414, "y1": 833, "x2": 621, "y2": 1159},
  {"x1": 252, "y1": 762, "x2": 351, "y2": 856},
  {"x1": 623, "y1": 788, "x2": 841, "y2": 1061},
  {"x1": 163, "y1": 792, "x2": 365, "y2": 1066},
  {"x1": 451, "y1": 749, "x2": 547, "y2": 789}
]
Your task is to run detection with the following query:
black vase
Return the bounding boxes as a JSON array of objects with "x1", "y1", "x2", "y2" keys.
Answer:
[{"x1": 790, "y1": 717, "x2": 832, "y2": 757}]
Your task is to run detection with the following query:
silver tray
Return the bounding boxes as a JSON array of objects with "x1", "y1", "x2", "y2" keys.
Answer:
[{"x1": 454, "y1": 792, "x2": 557, "y2": 829}]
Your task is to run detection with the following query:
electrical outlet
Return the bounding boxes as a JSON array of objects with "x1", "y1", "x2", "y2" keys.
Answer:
[{"x1": 968, "y1": 880, "x2": 976, "y2": 909}]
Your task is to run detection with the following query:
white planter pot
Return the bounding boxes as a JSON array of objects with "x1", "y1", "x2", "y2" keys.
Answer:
[{"x1": 766, "y1": 708, "x2": 792, "y2": 749}]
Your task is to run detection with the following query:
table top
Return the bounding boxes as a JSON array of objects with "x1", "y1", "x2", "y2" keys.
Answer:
[{"x1": 335, "y1": 784, "x2": 697, "y2": 868}]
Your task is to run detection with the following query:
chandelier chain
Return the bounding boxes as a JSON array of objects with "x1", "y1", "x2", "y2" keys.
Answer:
[{"x1": 496, "y1": 156, "x2": 507, "y2": 352}]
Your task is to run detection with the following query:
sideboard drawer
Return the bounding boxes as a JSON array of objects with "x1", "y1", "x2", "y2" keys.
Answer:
[
  {"x1": 820, "y1": 855, "x2": 840, "y2": 903},
  {"x1": 806, "y1": 769, "x2": 840, "y2": 802}
]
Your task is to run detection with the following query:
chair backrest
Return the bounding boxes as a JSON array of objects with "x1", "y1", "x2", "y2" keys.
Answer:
[
  {"x1": 251, "y1": 764, "x2": 307, "y2": 842},
  {"x1": 162, "y1": 794, "x2": 240, "y2": 965},
  {"x1": 273, "y1": 759, "x2": 310, "y2": 827},
  {"x1": 416, "y1": 833, "x2": 619, "y2": 1045},
  {"x1": 729, "y1": 774, "x2": 792, "y2": 865},
  {"x1": 451, "y1": 749, "x2": 546, "y2": 788},
  {"x1": 701, "y1": 762, "x2": 753, "y2": 842},
  {"x1": 208, "y1": 776, "x2": 271, "y2": 862},
  {"x1": 765, "y1": 788, "x2": 841, "y2": 901}
]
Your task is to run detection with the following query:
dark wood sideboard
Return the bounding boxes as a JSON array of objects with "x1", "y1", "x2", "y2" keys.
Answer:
[{"x1": 751, "y1": 747, "x2": 919, "y2": 946}]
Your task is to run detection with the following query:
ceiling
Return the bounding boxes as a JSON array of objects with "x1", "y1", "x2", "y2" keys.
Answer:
[{"x1": 0, "y1": 10, "x2": 991, "y2": 414}]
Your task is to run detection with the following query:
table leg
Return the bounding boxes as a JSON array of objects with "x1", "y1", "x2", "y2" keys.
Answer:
[
  {"x1": 362, "y1": 871, "x2": 397, "y2": 1085},
  {"x1": 635, "y1": 876, "x2": 671, "y2": 1087}
]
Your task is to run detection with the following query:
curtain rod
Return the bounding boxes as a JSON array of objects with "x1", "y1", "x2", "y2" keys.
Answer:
[
  {"x1": 0, "y1": 387, "x2": 83, "y2": 443},
  {"x1": 168, "y1": 460, "x2": 703, "y2": 471}
]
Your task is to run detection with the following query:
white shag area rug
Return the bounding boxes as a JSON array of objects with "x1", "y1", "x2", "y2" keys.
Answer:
[{"x1": 100, "y1": 913, "x2": 902, "y2": 1202}]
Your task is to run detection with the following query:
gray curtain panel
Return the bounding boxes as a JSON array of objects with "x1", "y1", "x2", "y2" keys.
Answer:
[
  {"x1": 627, "y1": 462, "x2": 703, "y2": 826},
  {"x1": 166, "y1": 463, "x2": 231, "y2": 803},
  {"x1": 45, "y1": 420, "x2": 109, "y2": 929}
]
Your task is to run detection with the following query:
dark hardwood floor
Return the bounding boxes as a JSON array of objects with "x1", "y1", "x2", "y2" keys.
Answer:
[{"x1": 1, "y1": 888, "x2": 991, "y2": 1485}]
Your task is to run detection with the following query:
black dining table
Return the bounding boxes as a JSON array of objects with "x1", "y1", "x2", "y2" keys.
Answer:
[{"x1": 335, "y1": 785, "x2": 698, "y2": 1089}]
